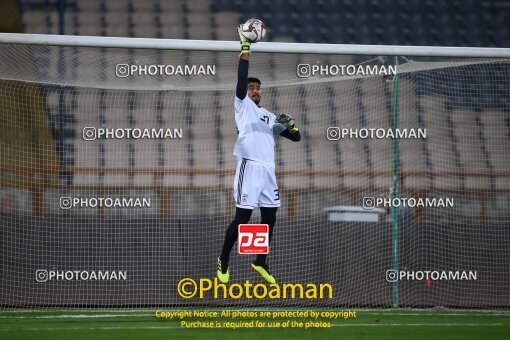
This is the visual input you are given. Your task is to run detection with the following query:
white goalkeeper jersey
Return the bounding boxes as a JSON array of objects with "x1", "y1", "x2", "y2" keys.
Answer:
[{"x1": 233, "y1": 95, "x2": 285, "y2": 169}]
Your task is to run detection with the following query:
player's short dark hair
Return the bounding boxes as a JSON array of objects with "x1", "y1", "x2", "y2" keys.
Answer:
[{"x1": 247, "y1": 77, "x2": 261, "y2": 85}]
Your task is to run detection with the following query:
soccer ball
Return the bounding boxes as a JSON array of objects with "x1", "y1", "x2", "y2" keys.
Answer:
[{"x1": 241, "y1": 18, "x2": 266, "y2": 42}]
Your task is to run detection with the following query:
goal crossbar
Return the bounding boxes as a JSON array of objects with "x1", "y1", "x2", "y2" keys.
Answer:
[{"x1": 0, "y1": 33, "x2": 510, "y2": 57}]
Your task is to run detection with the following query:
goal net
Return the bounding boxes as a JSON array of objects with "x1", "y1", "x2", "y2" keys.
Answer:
[{"x1": 0, "y1": 36, "x2": 509, "y2": 308}]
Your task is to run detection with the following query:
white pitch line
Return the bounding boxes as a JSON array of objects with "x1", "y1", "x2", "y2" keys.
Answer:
[
  {"x1": 358, "y1": 308, "x2": 510, "y2": 313},
  {"x1": 361, "y1": 312, "x2": 510, "y2": 316},
  {"x1": 0, "y1": 323, "x2": 505, "y2": 332},
  {"x1": 2, "y1": 311, "x2": 509, "y2": 318},
  {"x1": 1, "y1": 308, "x2": 510, "y2": 315},
  {"x1": 330, "y1": 323, "x2": 504, "y2": 327},
  {"x1": 1, "y1": 312, "x2": 509, "y2": 320},
  {"x1": 1, "y1": 309, "x2": 510, "y2": 320},
  {"x1": 0, "y1": 326, "x2": 183, "y2": 331},
  {"x1": 0, "y1": 309, "x2": 156, "y2": 314},
  {"x1": 0, "y1": 312, "x2": 510, "y2": 321},
  {"x1": 0, "y1": 313, "x2": 152, "y2": 319},
  {"x1": 360, "y1": 310, "x2": 510, "y2": 316}
]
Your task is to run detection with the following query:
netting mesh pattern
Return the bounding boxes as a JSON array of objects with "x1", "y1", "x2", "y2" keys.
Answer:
[{"x1": 0, "y1": 44, "x2": 509, "y2": 308}]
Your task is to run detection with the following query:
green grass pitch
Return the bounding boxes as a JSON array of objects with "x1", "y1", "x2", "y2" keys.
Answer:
[{"x1": 1, "y1": 309, "x2": 509, "y2": 340}]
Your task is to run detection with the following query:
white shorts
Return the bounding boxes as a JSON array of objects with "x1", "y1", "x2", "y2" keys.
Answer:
[{"x1": 233, "y1": 158, "x2": 280, "y2": 209}]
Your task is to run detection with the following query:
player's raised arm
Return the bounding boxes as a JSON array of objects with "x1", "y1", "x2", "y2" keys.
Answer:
[{"x1": 236, "y1": 25, "x2": 251, "y2": 100}]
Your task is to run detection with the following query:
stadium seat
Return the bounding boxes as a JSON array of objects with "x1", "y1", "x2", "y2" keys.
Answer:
[
  {"x1": 133, "y1": 25, "x2": 158, "y2": 39},
  {"x1": 400, "y1": 140, "x2": 430, "y2": 189},
  {"x1": 298, "y1": 87, "x2": 316, "y2": 122},
  {"x1": 103, "y1": 139, "x2": 130, "y2": 186},
  {"x1": 73, "y1": 139, "x2": 100, "y2": 185},
  {"x1": 104, "y1": 108, "x2": 129, "y2": 127},
  {"x1": 132, "y1": 11, "x2": 157, "y2": 24},
  {"x1": 332, "y1": 81, "x2": 360, "y2": 126},
  {"x1": 271, "y1": 36, "x2": 296, "y2": 42},
  {"x1": 421, "y1": 99, "x2": 458, "y2": 182},
  {"x1": 361, "y1": 76, "x2": 385, "y2": 99},
  {"x1": 310, "y1": 144, "x2": 342, "y2": 188},
  {"x1": 101, "y1": 11, "x2": 127, "y2": 25},
  {"x1": 74, "y1": 50, "x2": 104, "y2": 79},
  {"x1": 275, "y1": 86, "x2": 301, "y2": 113},
  {"x1": 279, "y1": 140, "x2": 311, "y2": 188},
  {"x1": 22, "y1": 11, "x2": 48, "y2": 26},
  {"x1": 162, "y1": 141, "x2": 190, "y2": 187},
  {"x1": 215, "y1": 26, "x2": 237, "y2": 40},
  {"x1": 186, "y1": 13, "x2": 210, "y2": 27},
  {"x1": 420, "y1": 95, "x2": 448, "y2": 131},
  {"x1": 220, "y1": 136, "x2": 237, "y2": 183},
  {"x1": 132, "y1": 91, "x2": 157, "y2": 112},
  {"x1": 271, "y1": 57, "x2": 299, "y2": 82},
  {"x1": 367, "y1": 139, "x2": 393, "y2": 188},
  {"x1": 395, "y1": 80, "x2": 418, "y2": 129},
  {"x1": 76, "y1": 0, "x2": 102, "y2": 11},
  {"x1": 187, "y1": 24, "x2": 213, "y2": 40},
  {"x1": 451, "y1": 110, "x2": 491, "y2": 188},
  {"x1": 105, "y1": 25, "x2": 130, "y2": 38},
  {"x1": 37, "y1": 48, "x2": 60, "y2": 78},
  {"x1": 28, "y1": 23, "x2": 59, "y2": 35},
  {"x1": 74, "y1": 90, "x2": 100, "y2": 125},
  {"x1": 216, "y1": 56, "x2": 237, "y2": 78},
  {"x1": 161, "y1": 91, "x2": 189, "y2": 126},
  {"x1": 399, "y1": 139, "x2": 427, "y2": 171},
  {"x1": 307, "y1": 116, "x2": 331, "y2": 140},
  {"x1": 104, "y1": 0, "x2": 128, "y2": 13},
  {"x1": 159, "y1": 24, "x2": 185, "y2": 39},
  {"x1": 213, "y1": 12, "x2": 240, "y2": 29},
  {"x1": 133, "y1": 109, "x2": 159, "y2": 130},
  {"x1": 327, "y1": 54, "x2": 354, "y2": 66},
  {"x1": 221, "y1": 140, "x2": 237, "y2": 171},
  {"x1": 133, "y1": 140, "x2": 159, "y2": 186},
  {"x1": 433, "y1": 176, "x2": 463, "y2": 190},
  {"x1": 159, "y1": 13, "x2": 183, "y2": 26},
  {"x1": 160, "y1": 1, "x2": 184, "y2": 12},
  {"x1": 131, "y1": 0, "x2": 157, "y2": 12},
  {"x1": 363, "y1": 97, "x2": 390, "y2": 129},
  {"x1": 186, "y1": 0, "x2": 211, "y2": 13},
  {"x1": 190, "y1": 105, "x2": 217, "y2": 139},
  {"x1": 63, "y1": 18, "x2": 78, "y2": 35},
  {"x1": 192, "y1": 140, "x2": 221, "y2": 187},
  {"x1": 426, "y1": 137, "x2": 463, "y2": 189},
  {"x1": 217, "y1": 91, "x2": 237, "y2": 137},
  {"x1": 340, "y1": 140, "x2": 370, "y2": 188},
  {"x1": 481, "y1": 111, "x2": 510, "y2": 178},
  {"x1": 44, "y1": 90, "x2": 60, "y2": 110}
]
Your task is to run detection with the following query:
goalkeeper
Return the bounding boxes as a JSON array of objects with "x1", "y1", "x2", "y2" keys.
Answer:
[{"x1": 217, "y1": 24, "x2": 301, "y2": 284}]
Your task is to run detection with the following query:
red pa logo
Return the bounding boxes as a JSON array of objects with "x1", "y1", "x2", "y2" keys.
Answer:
[{"x1": 238, "y1": 224, "x2": 269, "y2": 254}]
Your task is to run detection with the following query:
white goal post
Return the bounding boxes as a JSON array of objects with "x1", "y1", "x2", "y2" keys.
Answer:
[{"x1": 1, "y1": 33, "x2": 510, "y2": 57}]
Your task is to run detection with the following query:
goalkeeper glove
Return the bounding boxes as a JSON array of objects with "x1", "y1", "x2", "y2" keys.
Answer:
[
  {"x1": 276, "y1": 113, "x2": 299, "y2": 132},
  {"x1": 237, "y1": 24, "x2": 251, "y2": 55}
]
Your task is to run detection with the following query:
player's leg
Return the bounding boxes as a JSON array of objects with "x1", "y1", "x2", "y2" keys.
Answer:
[
  {"x1": 218, "y1": 159, "x2": 262, "y2": 283},
  {"x1": 251, "y1": 206, "x2": 277, "y2": 283},
  {"x1": 253, "y1": 206, "x2": 277, "y2": 267},
  {"x1": 251, "y1": 166, "x2": 280, "y2": 284},
  {"x1": 218, "y1": 207, "x2": 252, "y2": 275}
]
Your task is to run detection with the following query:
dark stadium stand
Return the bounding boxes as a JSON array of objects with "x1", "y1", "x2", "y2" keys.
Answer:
[
  {"x1": 17, "y1": 0, "x2": 510, "y2": 46},
  {"x1": 10, "y1": 0, "x2": 510, "y2": 219}
]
